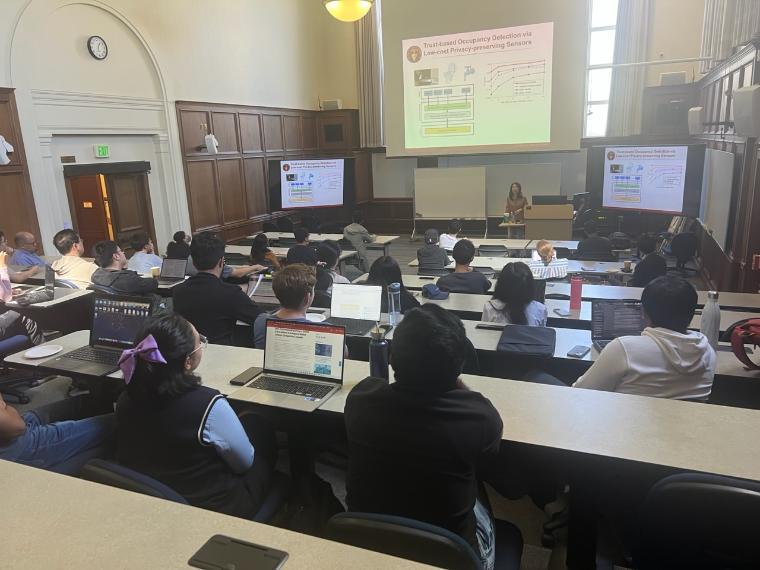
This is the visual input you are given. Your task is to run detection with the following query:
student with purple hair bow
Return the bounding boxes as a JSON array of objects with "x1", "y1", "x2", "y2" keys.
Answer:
[{"x1": 115, "y1": 313, "x2": 276, "y2": 518}]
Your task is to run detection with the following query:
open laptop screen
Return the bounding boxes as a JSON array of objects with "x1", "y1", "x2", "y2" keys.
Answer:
[
  {"x1": 591, "y1": 300, "x2": 645, "y2": 341},
  {"x1": 160, "y1": 258, "x2": 187, "y2": 279},
  {"x1": 330, "y1": 284, "x2": 382, "y2": 321},
  {"x1": 264, "y1": 320, "x2": 345, "y2": 383},
  {"x1": 91, "y1": 297, "x2": 152, "y2": 350}
]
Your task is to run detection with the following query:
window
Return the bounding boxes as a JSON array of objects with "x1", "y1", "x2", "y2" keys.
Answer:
[{"x1": 584, "y1": 0, "x2": 619, "y2": 137}]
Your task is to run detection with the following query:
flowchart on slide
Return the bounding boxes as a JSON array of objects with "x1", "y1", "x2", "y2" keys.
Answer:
[{"x1": 402, "y1": 22, "x2": 553, "y2": 149}]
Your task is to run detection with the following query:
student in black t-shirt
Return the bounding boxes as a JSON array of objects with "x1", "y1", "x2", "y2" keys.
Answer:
[
  {"x1": 436, "y1": 239, "x2": 491, "y2": 294},
  {"x1": 286, "y1": 227, "x2": 317, "y2": 266},
  {"x1": 631, "y1": 234, "x2": 667, "y2": 287},
  {"x1": 345, "y1": 304, "x2": 503, "y2": 569},
  {"x1": 166, "y1": 231, "x2": 191, "y2": 259},
  {"x1": 576, "y1": 220, "x2": 613, "y2": 259}
]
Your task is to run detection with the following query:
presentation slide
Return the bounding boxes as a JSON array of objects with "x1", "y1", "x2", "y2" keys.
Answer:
[
  {"x1": 602, "y1": 146, "x2": 689, "y2": 214},
  {"x1": 402, "y1": 22, "x2": 553, "y2": 150},
  {"x1": 280, "y1": 159, "x2": 344, "y2": 209}
]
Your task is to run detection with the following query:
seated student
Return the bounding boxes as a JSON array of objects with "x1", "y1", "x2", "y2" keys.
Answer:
[
  {"x1": 249, "y1": 233, "x2": 281, "y2": 270},
  {"x1": 116, "y1": 313, "x2": 275, "y2": 518},
  {"x1": 166, "y1": 231, "x2": 191, "y2": 259},
  {"x1": 0, "y1": 391, "x2": 115, "y2": 475},
  {"x1": 631, "y1": 234, "x2": 667, "y2": 288},
  {"x1": 10, "y1": 231, "x2": 46, "y2": 267},
  {"x1": 316, "y1": 241, "x2": 350, "y2": 294},
  {"x1": 285, "y1": 227, "x2": 317, "y2": 266},
  {"x1": 417, "y1": 229, "x2": 451, "y2": 274},
  {"x1": 173, "y1": 231, "x2": 264, "y2": 345},
  {"x1": 91, "y1": 240, "x2": 159, "y2": 295},
  {"x1": 576, "y1": 220, "x2": 613, "y2": 259},
  {"x1": 482, "y1": 262, "x2": 548, "y2": 326},
  {"x1": 50, "y1": 229, "x2": 98, "y2": 289},
  {"x1": 253, "y1": 264, "x2": 315, "y2": 349},
  {"x1": 532, "y1": 240, "x2": 556, "y2": 265},
  {"x1": 436, "y1": 239, "x2": 491, "y2": 294},
  {"x1": 0, "y1": 251, "x2": 42, "y2": 345},
  {"x1": 574, "y1": 276, "x2": 716, "y2": 399},
  {"x1": 439, "y1": 219, "x2": 462, "y2": 250},
  {"x1": 345, "y1": 304, "x2": 503, "y2": 569},
  {"x1": 343, "y1": 211, "x2": 376, "y2": 272},
  {"x1": 127, "y1": 232, "x2": 163, "y2": 274},
  {"x1": 366, "y1": 256, "x2": 420, "y2": 314}
]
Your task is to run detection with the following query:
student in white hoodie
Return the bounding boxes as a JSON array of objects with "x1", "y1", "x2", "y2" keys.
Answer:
[{"x1": 573, "y1": 276, "x2": 716, "y2": 399}]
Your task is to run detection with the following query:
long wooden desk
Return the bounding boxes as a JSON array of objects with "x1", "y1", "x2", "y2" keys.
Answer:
[
  {"x1": 526, "y1": 239, "x2": 580, "y2": 251},
  {"x1": 261, "y1": 232, "x2": 400, "y2": 256},
  {"x1": 0, "y1": 460, "x2": 426, "y2": 569},
  {"x1": 408, "y1": 256, "x2": 632, "y2": 276},
  {"x1": 225, "y1": 244, "x2": 357, "y2": 265}
]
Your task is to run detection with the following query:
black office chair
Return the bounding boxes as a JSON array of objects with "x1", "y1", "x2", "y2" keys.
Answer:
[
  {"x1": 478, "y1": 245, "x2": 508, "y2": 257},
  {"x1": 276, "y1": 218, "x2": 295, "y2": 232},
  {"x1": 0, "y1": 334, "x2": 36, "y2": 403},
  {"x1": 262, "y1": 222, "x2": 278, "y2": 233},
  {"x1": 80, "y1": 459, "x2": 291, "y2": 524},
  {"x1": 326, "y1": 512, "x2": 523, "y2": 570},
  {"x1": 635, "y1": 472, "x2": 760, "y2": 569},
  {"x1": 571, "y1": 251, "x2": 618, "y2": 262},
  {"x1": 669, "y1": 232, "x2": 698, "y2": 274}
]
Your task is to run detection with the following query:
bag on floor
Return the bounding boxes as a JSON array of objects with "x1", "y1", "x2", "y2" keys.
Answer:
[{"x1": 728, "y1": 318, "x2": 760, "y2": 370}]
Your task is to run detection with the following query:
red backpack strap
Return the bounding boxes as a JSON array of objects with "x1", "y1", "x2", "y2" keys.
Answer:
[{"x1": 731, "y1": 319, "x2": 760, "y2": 370}]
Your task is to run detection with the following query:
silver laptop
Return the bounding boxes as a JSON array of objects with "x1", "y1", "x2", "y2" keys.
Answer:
[
  {"x1": 591, "y1": 300, "x2": 645, "y2": 352},
  {"x1": 51, "y1": 295, "x2": 153, "y2": 376},
  {"x1": 234, "y1": 320, "x2": 346, "y2": 412},
  {"x1": 324, "y1": 283, "x2": 382, "y2": 336},
  {"x1": 157, "y1": 258, "x2": 188, "y2": 286}
]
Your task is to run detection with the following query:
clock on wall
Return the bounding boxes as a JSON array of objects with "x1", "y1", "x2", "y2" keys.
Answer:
[{"x1": 87, "y1": 36, "x2": 108, "y2": 60}]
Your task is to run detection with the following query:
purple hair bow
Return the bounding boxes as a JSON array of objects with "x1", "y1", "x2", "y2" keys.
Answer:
[{"x1": 118, "y1": 334, "x2": 167, "y2": 384}]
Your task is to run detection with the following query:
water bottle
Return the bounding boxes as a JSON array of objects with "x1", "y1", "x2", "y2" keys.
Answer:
[
  {"x1": 369, "y1": 327, "x2": 390, "y2": 381},
  {"x1": 700, "y1": 291, "x2": 721, "y2": 349},
  {"x1": 388, "y1": 282, "x2": 402, "y2": 327},
  {"x1": 570, "y1": 275, "x2": 583, "y2": 311}
]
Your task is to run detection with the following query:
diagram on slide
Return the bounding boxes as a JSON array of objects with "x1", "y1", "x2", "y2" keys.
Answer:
[
  {"x1": 485, "y1": 60, "x2": 547, "y2": 101},
  {"x1": 280, "y1": 160, "x2": 344, "y2": 209},
  {"x1": 402, "y1": 22, "x2": 554, "y2": 149}
]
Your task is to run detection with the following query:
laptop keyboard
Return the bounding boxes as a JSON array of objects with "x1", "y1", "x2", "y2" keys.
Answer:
[
  {"x1": 65, "y1": 346, "x2": 120, "y2": 365},
  {"x1": 324, "y1": 317, "x2": 376, "y2": 336},
  {"x1": 249, "y1": 375, "x2": 334, "y2": 400}
]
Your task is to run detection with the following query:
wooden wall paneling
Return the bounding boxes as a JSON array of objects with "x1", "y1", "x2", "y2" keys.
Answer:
[
  {"x1": 185, "y1": 160, "x2": 222, "y2": 230},
  {"x1": 243, "y1": 157, "x2": 268, "y2": 218},
  {"x1": 179, "y1": 110, "x2": 211, "y2": 155},
  {"x1": 239, "y1": 113, "x2": 263, "y2": 154},
  {"x1": 0, "y1": 88, "x2": 41, "y2": 241},
  {"x1": 216, "y1": 158, "x2": 247, "y2": 224},
  {"x1": 317, "y1": 110, "x2": 359, "y2": 151},
  {"x1": 263, "y1": 114, "x2": 284, "y2": 152},
  {"x1": 283, "y1": 115, "x2": 302, "y2": 151},
  {"x1": 210, "y1": 112, "x2": 240, "y2": 154},
  {"x1": 302, "y1": 115, "x2": 317, "y2": 151}
]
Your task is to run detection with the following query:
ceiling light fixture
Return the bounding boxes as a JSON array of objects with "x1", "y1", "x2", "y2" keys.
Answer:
[{"x1": 323, "y1": 0, "x2": 374, "y2": 23}]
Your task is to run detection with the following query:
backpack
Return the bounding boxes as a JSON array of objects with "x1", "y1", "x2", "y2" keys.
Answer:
[{"x1": 728, "y1": 318, "x2": 760, "y2": 370}]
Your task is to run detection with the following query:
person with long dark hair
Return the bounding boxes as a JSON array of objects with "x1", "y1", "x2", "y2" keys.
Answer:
[
  {"x1": 166, "y1": 231, "x2": 191, "y2": 259},
  {"x1": 115, "y1": 313, "x2": 275, "y2": 518},
  {"x1": 366, "y1": 256, "x2": 420, "y2": 314},
  {"x1": 482, "y1": 262, "x2": 547, "y2": 326},
  {"x1": 504, "y1": 182, "x2": 527, "y2": 222},
  {"x1": 249, "y1": 233, "x2": 281, "y2": 270}
]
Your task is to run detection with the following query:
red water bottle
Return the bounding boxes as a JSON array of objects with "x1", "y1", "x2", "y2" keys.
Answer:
[{"x1": 570, "y1": 275, "x2": 583, "y2": 310}]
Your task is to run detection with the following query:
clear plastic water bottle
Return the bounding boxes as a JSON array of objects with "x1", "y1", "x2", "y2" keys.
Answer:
[
  {"x1": 700, "y1": 291, "x2": 721, "y2": 349},
  {"x1": 388, "y1": 282, "x2": 401, "y2": 327}
]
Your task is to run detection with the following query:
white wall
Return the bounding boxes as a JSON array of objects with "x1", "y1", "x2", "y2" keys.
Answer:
[
  {"x1": 1, "y1": 0, "x2": 359, "y2": 254},
  {"x1": 646, "y1": 0, "x2": 706, "y2": 86}
]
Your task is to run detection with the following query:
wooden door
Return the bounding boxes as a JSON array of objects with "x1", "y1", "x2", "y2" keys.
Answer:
[
  {"x1": 105, "y1": 173, "x2": 156, "y2": 249},
  {"x1": 67, "y1": 175, "x2": 110, "y2": 254},
  {"x1": 0, "y1": 88, "x2": 41, "y2": 242}
]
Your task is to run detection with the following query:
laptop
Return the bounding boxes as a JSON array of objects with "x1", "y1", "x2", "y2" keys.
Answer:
[
  {"x1": 157, "y1": 258, "x2": 188, "y2": 287},
  {"x1": 324, "y1": 283, "x2": 382, "y2": 336},
  {"x1": 233, "y1": 320, "x2": 346, "y2": 412},
  {"x1": 591, "y1": 300, "x2": 645, "y2": 352},
  {"x1": 50, "y1": 295, "x2": 154, "y2": 376}
]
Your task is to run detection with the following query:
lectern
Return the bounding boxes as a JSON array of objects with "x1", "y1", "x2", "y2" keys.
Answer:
[{"x1": 523, "y1": 204, "x2": 573, "y2": 240}]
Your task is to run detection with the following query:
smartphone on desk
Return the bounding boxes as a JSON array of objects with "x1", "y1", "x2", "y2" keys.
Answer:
[
  {"x1": 189, "y1": 535, "x2": 288, "y2": 570},
  {"x1": 567, "y1": 345, "x2": 590, "y2": 358},
  {"x1": 229, "y1": 366, "x2": 263, "y2": 386}
]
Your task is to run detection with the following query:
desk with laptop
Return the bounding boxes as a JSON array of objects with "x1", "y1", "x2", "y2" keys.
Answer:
[
  {"x1": 408, "y1": 256, "x2": 633, "y2": 277},
  {"x1": 260, "y1": 232, "x2": 400, "y2": 257}
]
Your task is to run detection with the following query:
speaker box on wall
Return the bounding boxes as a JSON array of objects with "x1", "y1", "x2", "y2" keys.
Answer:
[
  {"x1": 733, "y1": 85, "x2": 760, "y2": 137},
  {"x1": 688, "y1": 106, "x2": 704, "y2": 135}
]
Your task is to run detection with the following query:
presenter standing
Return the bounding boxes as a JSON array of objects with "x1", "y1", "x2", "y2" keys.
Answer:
[{"x1": 504, "y1": 182, "x2": 528, "y2": 222}]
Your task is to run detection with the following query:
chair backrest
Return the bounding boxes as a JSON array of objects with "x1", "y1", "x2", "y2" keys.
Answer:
[
  {"x1": 339, "y1": 238, "x2": 356, "y2": 251},
  {"x1": 55, "y1": 279, "x2": 79, "y2": 289},
  {"x1": 325, "y1": 512, "x2": 482, "y2": 570},
  {"x1": 80, "y1": 459, "x2": 188, "y2": 504},
  {"x1": 417, "y1": 268, "x2": 450, "y2": 277},
  {"x1": 262, "y1": 222, "x2": 278, "y2": 233},
  {"x1": 636, "y1": 472, "x2": 760, "y2": 569},
  {"x1": 670, "y1": 232, "x2": 697, "y2": 261},
  {"x1": 478, "y1": 245, "x2": 508, "y2": 257}
]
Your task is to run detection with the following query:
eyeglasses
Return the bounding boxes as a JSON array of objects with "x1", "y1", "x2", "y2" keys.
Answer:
[{"x1": 188, "y1": 334, "x2": 208, "y2": 357}]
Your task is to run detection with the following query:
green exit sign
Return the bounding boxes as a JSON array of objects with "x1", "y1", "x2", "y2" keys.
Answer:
[{"x1": 94, "y1": 144, "x2": 110, "y2": 158}]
